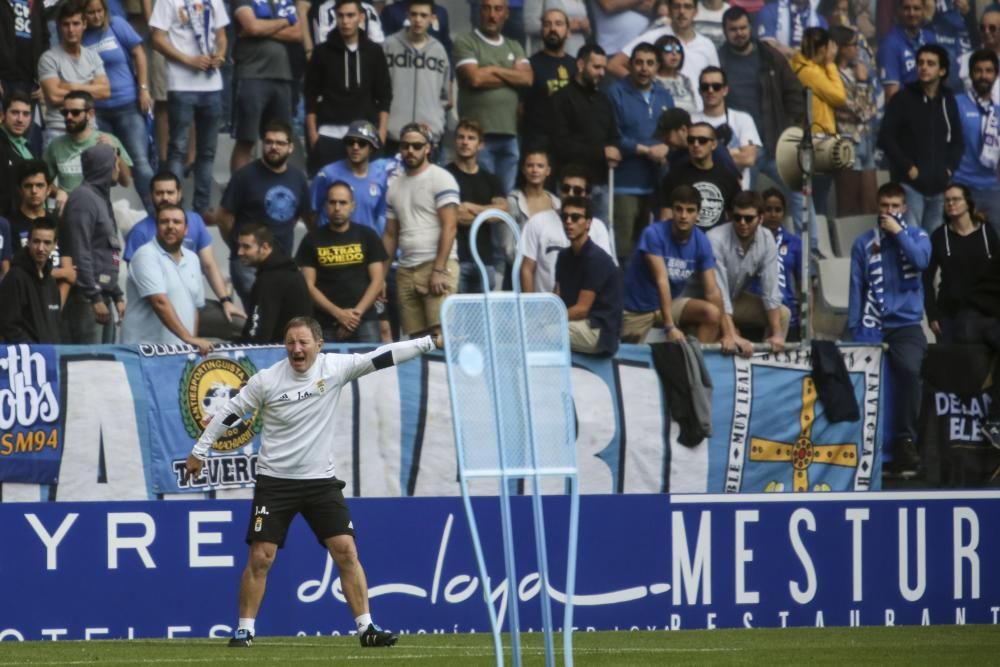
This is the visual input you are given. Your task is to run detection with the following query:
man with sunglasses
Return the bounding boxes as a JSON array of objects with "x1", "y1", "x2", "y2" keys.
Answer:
[
  {"x1": 877, "y1": 0, "x2": 937, "y2": 101},
  {"x1": 621, "y1": 184, "x2": 724, "y2": 344},
  {"x1": 659, "y1": 121, "x2": 740, "y2": 230},
  {"x1": 692, "y1": 66, "x2": 760, "y2": 190},
  {"x1": 707, "y1": 190, "x2": 788, "y2": 357},
  {"x1": 520, "y1": 164, "x2": 614, "y2": 293},
  {"x1": 554, "y1": 196, "x2": 623, "y2": 355},
  {"x1": 382, "y1": 123, "x2": 461, "y2": 338},
  {"x1": 43, "y1": 90, "x2": 131, "y2": 206}
]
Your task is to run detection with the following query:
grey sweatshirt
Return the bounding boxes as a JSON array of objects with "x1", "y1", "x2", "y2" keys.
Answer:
[
  {"x1": 64, "y1": 143, "x2": 123, "y2": 302},
  {"x1": 382, "y1": 31, "x2": 450, "y2": 141},
  {"x1": 707, "y1": 222, "x2": 782, "y2": 315}
]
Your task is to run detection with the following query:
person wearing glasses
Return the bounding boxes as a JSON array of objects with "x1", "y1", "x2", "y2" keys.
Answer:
[
  {"x1": 658, "y1": 122, "x2": 741, "y2": 230},
  {"x1": 215, "y1": 121, "x2": 311, "y2": 307},
  {"x1": 382, "y1": 123, "x2": 461, "y2": 339},
  {"x1": 43, "y1": 91, "x2": 132, "y2": 208},
  {"x1": 310, "y1": 120, "x2": 391, "y2": 233},
  {"x1": 520, "y1": 163, "x2": 614, "y2": 293},
  {"x1": 653, "y1": 35, "x2": 698, "y2": 113},
  {"x1": 554, "y1": 196, "x2": 623, "y2": 355},
  {"x1": 707, "y1": 190, "x2": 788, "y2": 357},
  {"x1": 621, "y1": 184, "x2": 724, "y2": 344},
  {"x1": 877, "y1": 0, "x2": 937, "y2": 102},
  {"x1": 37, "y1": 0, "x2": 111, "y2": 146},
  {"x1": 693, "y1": 66, "x2": 761, "y2": 191}
]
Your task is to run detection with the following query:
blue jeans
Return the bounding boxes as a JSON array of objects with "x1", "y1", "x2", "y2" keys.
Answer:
[
  {"x1": 228, "y1": 257, "x2": 257, "y2": 311},
  {"x1": 166, "y1": 91, "x2": 222, "y2": 213},
  {"x1": 900, "y1": 183, "x2": 944, "y2": 233},
  {"x1": 971, "y1": 186, "x2": 1000, "y2": 238},
  {"x1": 459, "y1": 261, "x2": 496, "y2": 293},
  {"x1": 323, "y1": 319, "x2": 380, "y2": 343},
  {"x1": 97, "y1": 103, "x2": 154, "y2": 213},
  {"x1": 477, "y1": 134, "x2": 519, "y2": 279},
  {"x1": 884, "y1": 325, "x2": 927, "y2": 445}
]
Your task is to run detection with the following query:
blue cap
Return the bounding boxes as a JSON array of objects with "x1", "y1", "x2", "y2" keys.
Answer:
[{"x1": 345, "y1": 120, "x2": 381, "y2": 150}]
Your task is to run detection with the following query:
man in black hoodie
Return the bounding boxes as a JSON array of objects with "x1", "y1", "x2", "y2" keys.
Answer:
[
  {"x1": 878, "y1": 44, "x2": 963, "y2": 233},
  {"x1": 0, "y1": 217, "x2": 61, "y2": 343},
  {"x1": 62, "y1": 143, "x2": 124, "y2": 344},
  {"x1": 237, "y1": 223, "x2": 313, "y2": 343},
  {"x1": 303, "y1": 0, "x2": 392, "y2": 174}
]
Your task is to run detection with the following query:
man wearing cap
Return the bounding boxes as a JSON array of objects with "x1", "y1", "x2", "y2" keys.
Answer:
[{"x1": 310, "y1": 120, "x2": 392, "y2": 235}]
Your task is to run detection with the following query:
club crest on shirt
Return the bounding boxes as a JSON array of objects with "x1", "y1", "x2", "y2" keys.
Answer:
[{"x1": 180, "y1": 355, "x2": 261, "y2": 451}]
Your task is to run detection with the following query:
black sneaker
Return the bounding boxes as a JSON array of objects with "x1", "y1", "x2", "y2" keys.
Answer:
[
  {"x1": 883, "y1": 438, "x2": 920, "y2": 479},
  {"x1": 228, "y1": 628, "x2": 254, "y2": 647},
  {"x1": 359, "y1": 623, "x2": 398, "y2": 647},
  {"x1": 983, "y1": 420, "x2": 1000, "y2": 450}
]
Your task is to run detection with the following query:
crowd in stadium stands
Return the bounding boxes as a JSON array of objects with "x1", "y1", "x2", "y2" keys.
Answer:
[{"x1": 6, "y1": 0, "x2": 1000, "y2": 478}]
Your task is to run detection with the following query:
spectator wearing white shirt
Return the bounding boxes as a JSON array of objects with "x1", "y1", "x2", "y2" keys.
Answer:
[{"x1": 692, "y1": 65, "x2": 761, "y2": 190}]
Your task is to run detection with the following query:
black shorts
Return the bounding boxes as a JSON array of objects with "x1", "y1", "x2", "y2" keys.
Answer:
[{"x1": 245, "y1": 475, "x2": 354, "y2": 548}]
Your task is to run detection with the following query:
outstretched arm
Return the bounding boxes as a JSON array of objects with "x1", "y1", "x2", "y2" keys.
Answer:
[{"x1": 344, "y1": 336, "x2": 437, "y2": 382}]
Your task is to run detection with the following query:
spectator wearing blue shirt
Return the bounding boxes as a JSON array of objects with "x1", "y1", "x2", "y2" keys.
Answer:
[
  {"x1": 127, "y1": 171, "x2": 246, "y2": 325},
  {"x1": 555, "y1": 195, "x2": 623, "y2": 355},
  {"x1": 954, "y1": 49, "x2": 1000, "y2": 233},
  {"x1": 621, "y1": 184, "x2": 724, "y2": 344},
  {"x1": 757, "y1": 188, "x2": 802, "y2": 337},
  {"x1": 310, "y1": 121, "x2": 391, "y2": 234},
  {"x1": 757, "y1": 0, "x2": 828, "y2": 57},
  {"x1": 929, "y1": 0, "x2": 973, "y2": 93},
  {"x1": 877, "y1": 0, "x2": 936, "y2": 101},
  {"x1": 607, "y1": 42, "x2": 674, "y2": 266}
]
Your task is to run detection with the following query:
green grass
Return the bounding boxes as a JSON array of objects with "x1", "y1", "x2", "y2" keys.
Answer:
[{"x1": 1, "y1": 626, "x2": 998, "y2": 666}]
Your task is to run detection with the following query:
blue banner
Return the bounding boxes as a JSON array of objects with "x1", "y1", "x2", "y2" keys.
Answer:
[
  {"x1": 0, "y1": 345, "x2": 62, "y2": 484},
  {"x1": 1, "y1": 491, "x2": 997, "y2": 640}
]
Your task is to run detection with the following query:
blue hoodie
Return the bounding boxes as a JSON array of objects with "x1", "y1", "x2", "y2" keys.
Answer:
[
  {"x1": 607, "y1": 77, "x2": 673, "y2": 195},
  {"x1": 848, "y1": 223, "x2": 931, "y2": 337}
]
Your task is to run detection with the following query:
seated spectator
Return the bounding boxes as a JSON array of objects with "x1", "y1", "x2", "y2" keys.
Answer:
[
  {"x1": 757, "y1": 0, "x2": 828, "y2": 57},
  {"x1": 622, "y1": 184, "x2": 723, "y2": 343},
  {"x1": 215, "y1": 120, "x2": 311, "y2": 307},
  {"x1": 831, "y1": 25, "x2": 878, "y2": 216},
  {"x1": 310, "y1": 121, "x2": 391, "y2": 233},
  {"x1": 520, "y1": 163, "x2": 614, "y2": 293},
  {"x1": 124, "y1": 171, "x2": 245, "y2": 325},
  {"x1": 505, "y1": 149, "x2": 559, "y2": 270},
  {"x1": 658, "y1": 121, "x2": 741, "y2": 230},
  {"x1": 923, "y1": 183, "x2": 999, "y2": 344},
  {"x1": 555, "y1": 195, "x2": 623, "y2": 355},
  {"x1": 708, "y1": 190, "x2": 789, "y2": 356},
  {"x1": 692, "y1": 65, "x2": 761, "y2": 190},
  {"x1": 82, "y1": 0, "x2": 155, "y2": 213},
  {"x1": 121, "y1": 204, "x2": 212, "y2": 353},
  {"x1": 62, "y1": 143, "x2": 124, "y2": 344},
  {"x1": 877, "y1": 0, "x2": 936, "y2": 101},
  {"x1": 847, "y1": 182, "x2": 930, "y2": 478},
  {"x1": 0, "y1": 218, "x2": 62, "y2": 343},
  {"x1": 954, "y1": 49, "x2": 1000, "y2": 233},
  {"x1": 38, "y1": 0, "x2": 111, "y2": 145},
  {"x1": 2, "y1": 161, "x2": 76, "y2": 305},
  {"x1": 239, "y1": 224, "x2": 314, "y2": 343},
  {"x1": 1, "y1": 91, "x2": 36, "y2": 216},
  {"x1": 758, "y1": 188, "x2": 802, "y2": 339},
  {"x1": 608, "y1": 42, "x2": 674, "y2": 265},
  {"x1": 446, "y1": 119, "x2": 509, "y2": 293},
  {"x1": 296, "y1": 182, "x2": 387, "y2": 342},
  {"x1": 43, "y1": 91, "x2": 132, "y2": 205},
  {"x1": 653, "y1": 35, "x2": 698, "y2": 113}
]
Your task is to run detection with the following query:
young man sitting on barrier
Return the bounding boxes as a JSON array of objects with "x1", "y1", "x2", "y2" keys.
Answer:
[{"x1": 621, "y1": 185, "x2": 724, "y2": 344}]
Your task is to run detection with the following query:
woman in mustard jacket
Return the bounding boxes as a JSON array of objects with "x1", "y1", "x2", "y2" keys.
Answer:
[{"x1": 791, "y1": 27, "x2": 847, "y2": 136}]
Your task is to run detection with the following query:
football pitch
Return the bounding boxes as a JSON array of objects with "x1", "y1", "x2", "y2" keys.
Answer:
[{"x1": 1, "y1": 626, "x2": 998, "y2": 666}]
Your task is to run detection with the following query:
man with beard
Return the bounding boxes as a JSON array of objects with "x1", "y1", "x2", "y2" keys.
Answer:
[
  {"x1": 62, "y1": 143, "x2": 125, "y2": 344},
  {"x1": 521, "y1": 8, "x2": 576, "y2": 151},
  {"x1": 551, "y1": 43, "x2": 621, "y2": 224},
  {"x1": 238, "y1": 223, "x2": 313, "y2": 343},
  {"x1": 453, "y1": 0, "x2": 532, "y2": 194},
  {"x1": 1, "y1": 91, "x2": 35, "y2": 216},
  {"x1": 43, "y1": 91, "x2": 131, "y2": 203},
  {"x1": 382, "y1": 122, "x2": 460, "y2": 338},
  {"x1": 382, "y1": 0, "x2": 451, "y2": 156},
  {"x1": 124, "y1": 171, "x2": 246, "y2": 326},
  {"x1": 216, "y1": 120, "x2": 311, "y2": 307},
  {"x1": 954, "y1": 49, "x2": 1000, "y2": 231},
  {"x1": 121, "y1": 204, "x2": 213, "y2": 353},
  {"x1": 296, "y1": 182, "x2": 387, "y2": 342},
  {"x1": 0, "y1": 218, "x2": 62, "y2": 343},
  {"x1": 309, "y1": 121, "x2": 390, "y2": 233},
  {"x1": 607, "y1": 42, "x2": 673, "y2": 265}
]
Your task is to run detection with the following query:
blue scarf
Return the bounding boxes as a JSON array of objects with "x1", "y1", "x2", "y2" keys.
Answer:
[
  {"x1": 970, "y1": 91, "x2": 1000, "y2": 170},
  {"x1": 857, "y1": 215, "x2": 919, "y2": 342},
  {"x1": 775, "y1": 0, "x2": 821, "y2": 48}
]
